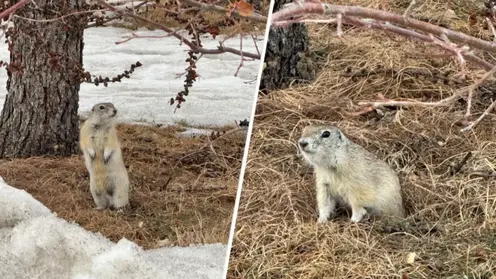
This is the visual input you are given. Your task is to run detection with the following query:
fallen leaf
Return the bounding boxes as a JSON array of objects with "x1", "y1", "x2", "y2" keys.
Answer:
[
  {"x1": 226, "y1": 0, "x2": 254, "y2": 18},
  {"x1": 234, "y1": 0, "x2": 254, "y2": 17}
]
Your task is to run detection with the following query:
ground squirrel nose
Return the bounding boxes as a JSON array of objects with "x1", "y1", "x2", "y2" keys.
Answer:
[{"x1": 299, "y1": 140, "x2": 308, "y2": 149}]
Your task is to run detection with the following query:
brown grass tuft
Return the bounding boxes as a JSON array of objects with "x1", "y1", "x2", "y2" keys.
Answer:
[
  {"x1": 228, "y1": 1, "x2": 496, "y2": 278},
  {"x1": 0, "y1": 123, "x2": 246, "y2": 249}
]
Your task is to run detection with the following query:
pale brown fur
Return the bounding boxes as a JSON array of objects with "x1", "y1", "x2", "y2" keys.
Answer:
[
  {"x1": 80, "y1": 102, "x2": 130, "y2": 210},
  {"x1": 298, "y1": 125, "x2": 404, "y2": 223}
]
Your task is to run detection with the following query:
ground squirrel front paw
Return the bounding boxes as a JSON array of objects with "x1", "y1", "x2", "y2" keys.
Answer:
[
  {"x1": 87, "y1": 148, "x2": 96, "y2": 160},
  {"x1": 103, "y1": 148, "x2": 113, "y2": 163},
  {"x1": 317, "y1": 216, "x2": 329, "y2": 223},
  {"x1": 350, "y1": 207, "x2": 367, "y2": 223}
]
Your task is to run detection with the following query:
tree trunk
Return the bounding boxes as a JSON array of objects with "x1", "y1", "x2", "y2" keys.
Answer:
[
  {"x1": 0, "y1": 0, "x2": 87, "y2": 158},
  {"x1": 259, "y1": 0, "x2": 315, "y2": 93}
]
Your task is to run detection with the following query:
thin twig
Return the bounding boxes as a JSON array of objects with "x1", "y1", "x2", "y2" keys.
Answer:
[
  {"x1": 13, "y1": 9, "x2": 105, "y2": 23},
  {"x1": 465, "y1": 88, "x2": 473, "y2": 120},
  {"x1": 403, "y1": 0, "x2": 416, "y2": 19},
  {"x1": 96, "y1": 0, "x2": 261, "y2": 59},
  {"x1": 431, "y1": 34, "x2": 468, "y2": 78},
  {"x1": 342, "y1": 16, "x2": 495, "y2": 71},
  {"x1": 250, "y1": 34, "x2": 261, "y2": 56},
  {"x1": 460, "y1": 99, "x2": 496, "y2": 132},
  {"x1": 449, "y1": 152, "x2": 472, "y2": 176},
  {"x1": 336, "y1": 13, "x2": 343, "y2": 37},
  {"x1": 486, "y1": 17, "x2": 496, "y2": 43},
  {"x1": 272, "y1": 18, "x2": 337, "y2": 25},
  {"x1": 87, "y1": 0, "x2": 150, "y2": 28},
  {"x1": 234, "y1": 34, "x2": 244, "y2": 77},
  {"x1": 357, "y1": 93, "x2": 461, "y2": 109},
  {"x1": 0, "y1": 0, "x2": 30, "y2": 20},
  {"x1": 180, "y1": 0, "x2": 267, "y2": 23},
  {"x1": 115, "y1": 32, "x2": 174, "y2": 44},
  {"x1": 468, "y1": 172, "x2": 496, "y2": 178},
  {"x1": 271, "y1": 3, "x2": 496, "y2": 54}
]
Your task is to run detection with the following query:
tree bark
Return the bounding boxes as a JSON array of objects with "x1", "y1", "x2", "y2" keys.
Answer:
[
  {"x1": 0, "y1": 0, "x2": 87, "y2": 158},
  {"x1": 259, "y1": 0, "x2": 315, "y2": 93}
]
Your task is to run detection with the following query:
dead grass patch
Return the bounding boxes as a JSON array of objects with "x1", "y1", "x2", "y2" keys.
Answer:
[
  {"x1": 0, "y1": 123, "x2": 246, "y2": 249},
  {"x1": 228, "y1": 1, "x2": 496, "y2": 278}
]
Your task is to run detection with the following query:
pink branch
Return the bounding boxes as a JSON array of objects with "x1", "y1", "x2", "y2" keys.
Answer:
[
  {"x1": 272, "y1": 3, "x2": 496, "y2": 54},
  {"x1": 0, "y1": 0, "x2": 30, "y2": 20},
  {"x1": 342, "y1": 16, "x2": 495, "y2": 71}
]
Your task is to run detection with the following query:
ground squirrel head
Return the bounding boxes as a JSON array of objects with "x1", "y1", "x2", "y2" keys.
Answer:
[
  {"x1": 89, "y1": 102, "x2": 118, "y2": 126},
  {"x1": 298, "y1": 125, "x2": 348, "y2": 168}
]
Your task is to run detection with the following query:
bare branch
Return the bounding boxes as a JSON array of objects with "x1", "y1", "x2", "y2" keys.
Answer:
[
  {"x1": 273, "y1": 18, "x2": 336, "y2": 25},
  {"x1": 0, "y1": 0, "x2": 30, "y2": 20},
  {"x1": 342, "y1": 16, "x2": 495, "y2": 71},
  {"x1": 87, "y1": 0, "x2": 150, "y2": 28},
  {"x1": 180, "y1": 0, "x2": 267, "y2": 23},
  {"x1": 465, "y1": 88, "x2": 473, "y2": 120},
  {"x1": 234, "y1": 34, "x2": 244, "y2": 77},
  {"x1": 460, "y1": 99, "x2": 496, "y2": 132},
  {"x1": 250, "y1": 34, "x2": 260, "y2": 56},
  {"x1": 271, "y1": 3, "x2": 496, "y2": 54},
  {"x1": 336, "y1": 13, "x2": 343, "y2": 38},
  {"x1": 96, "y1": 0, "x2": 261, "y2": 59},
  {"x1": 431, "y1": 34, "x2": 468, "y2": 77},
  {"x1": 486, "y1": 17, "x2": 496, "y2": 43},
  {"x1": 13, "y1": 9, "x2": 105, "y2": 23},
  {"x1": 115, "y1": 32, "x2": 173, "y2": 44},
  {"x1": 357, "y1": 92, "x2": 462, "y2": 109}
]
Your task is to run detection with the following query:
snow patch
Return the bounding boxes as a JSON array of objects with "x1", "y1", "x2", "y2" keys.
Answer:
[{"x1": 0, "y1": 178, "x2": 227, "y2": 279}]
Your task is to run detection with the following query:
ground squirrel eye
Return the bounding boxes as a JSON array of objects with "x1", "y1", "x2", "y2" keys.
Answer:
[
  {"x1": 321, "y1": 131, "x2": 331, "y2": 138},
  {"x1": 99, "y1": 105, "x2": 105, "y2": 110}
]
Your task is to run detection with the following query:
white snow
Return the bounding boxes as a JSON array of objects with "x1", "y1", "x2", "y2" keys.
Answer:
[
  {"x1": 0, "y1": 177, "x2": 227, "y2": 279},
  {"x1": 0, "y1": 27, "x2": 262, "y2": 127}
]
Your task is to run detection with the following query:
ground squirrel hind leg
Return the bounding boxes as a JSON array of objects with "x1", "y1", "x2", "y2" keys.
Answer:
[
  {"x1": 316, "y1": 182, "x2": 336, "y2": 223},
  {"x1": 349, "y1": 201, "x2": 368, "y2": 223},
  {"x1": 110, "y1": 184, "x2": 129, "y2": 210},
  {"x1": 92, "y1": 190, "x2": 110, "y2": 210}
]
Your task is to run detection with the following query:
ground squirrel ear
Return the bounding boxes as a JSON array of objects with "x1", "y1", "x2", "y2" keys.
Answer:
[{"x1": 336, "y1": 130, "x2": 342, "y2": 141}]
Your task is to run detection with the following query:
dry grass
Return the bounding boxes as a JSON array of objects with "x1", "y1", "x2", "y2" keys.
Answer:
[
  {"x1": 0, "y1": 123, "x2": 246, "y2": 249},
  {"x1": 228, "y1": 1, "x2": 496, "y2": 278}
]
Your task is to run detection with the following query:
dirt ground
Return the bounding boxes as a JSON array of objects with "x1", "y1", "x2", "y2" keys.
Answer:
[
  {"x1": 0, "y1": 123, "x2": 246, "y2": 249},
  {"x1": 228, "y1": 0, "x2": 496, "y2": 278}
]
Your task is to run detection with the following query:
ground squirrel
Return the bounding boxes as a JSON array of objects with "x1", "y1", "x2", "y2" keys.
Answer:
[
  {"x1": 298, "y1": 125, "x2": 404, "y2": 223},
  {"x1": 80, "y1": 102, "x2": 130, "y2": 210}
]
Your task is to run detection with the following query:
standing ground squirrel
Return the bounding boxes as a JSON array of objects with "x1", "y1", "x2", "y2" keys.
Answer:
[
  {"x1": 298, "y1": 125, "x2": 404, "y2": 223},
  {"x1": 80, "y1": 102, "x2": 130, "y2": 210}
]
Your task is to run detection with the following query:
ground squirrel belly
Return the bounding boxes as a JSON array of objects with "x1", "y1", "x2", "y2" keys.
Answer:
[
  {"x1": 80, "y1": 103, "x2": 130, "y2": 210},
  {"x1": 298, "y1": 125, "x2": 404, "y2": 223}
]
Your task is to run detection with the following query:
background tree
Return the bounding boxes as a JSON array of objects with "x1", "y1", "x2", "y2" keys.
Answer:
[
  {"x1": 259, "y1": 0, "x2": 316, "y2": 93},
  {"x1": 0, "y1": 0, "x2": 87, "y2": 158},
  {"x1": 0, "y1": 0, "x2": 267, "y2": 159}
]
